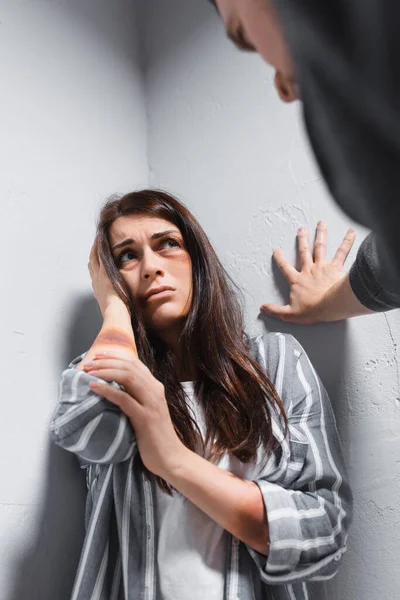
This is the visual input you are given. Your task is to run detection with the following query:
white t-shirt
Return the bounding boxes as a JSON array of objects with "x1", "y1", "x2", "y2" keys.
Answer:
[
  {"x1": 155, "y1": 381, "x2": 269, "y2": 600},
  {"x1": 155, "y1": 381, "x2": 226, "y2": 600}
]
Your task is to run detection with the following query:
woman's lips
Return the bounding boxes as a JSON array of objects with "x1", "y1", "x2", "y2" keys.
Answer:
[{"x1": 145, "y1": 289, "x2": 175, "y2": 302}]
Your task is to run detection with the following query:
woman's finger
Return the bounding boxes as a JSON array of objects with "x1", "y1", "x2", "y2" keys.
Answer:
[
  {"x1": 82, "y1": 358, "x2": 133, "y2": 373},
  {"x1": 331, "y1": 229, "x2": 356, "y2": 267},
  {"x1": 314, "y1": 221, "x2": 327, "y2": 264},
  {"x1": 87, "y1": 368, "x2": 134, "y2": 391},
  {"x1": 297, "y1": 227, "x2": 313, "y2": 269},
  {"x1": 87, "y1": 367, "x2": 148, "y2": 404},
  {"x1": 273, "y1": 249, "x2": 298, "y2": 284},
  {"x1": 89, "y1": 240, "x2": 100, "y2": 268},
  {"x1": 92, "y1": 350, "x2": 138, "y2": 364},
  {"x1": 89, "y1": 381, "x2": 139, "y2": 419}
]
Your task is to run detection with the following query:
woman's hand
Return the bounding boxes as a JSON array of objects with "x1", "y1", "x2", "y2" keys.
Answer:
[
  {"x1": 260, "y1": 222, "x2": 356, "y2": 324},
  {"x1": 82, "y1": 351, "x2": 187, "y2": 477},
  {"x1": 77, "y1": 240, "x2": 137, "y2": 369},
  {"x1": 88, "y1": 240, "x2": 122, "y2": 317}
]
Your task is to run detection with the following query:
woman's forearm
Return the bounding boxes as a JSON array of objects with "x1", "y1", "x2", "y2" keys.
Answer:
[
  {"x1": 162, "y1": 449, "x2": 269, "y2": 555},
  {"x1": 77, "y1": 297, "x2": 137, "y2": 370}
]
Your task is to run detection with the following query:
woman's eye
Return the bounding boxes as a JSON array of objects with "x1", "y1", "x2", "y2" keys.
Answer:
[
  {"x1": 118, "y1": 250, "x2": 137, "y2": 265},
  {"x1": 162, "y1": 238, "x2": 180, "y2": 249}
]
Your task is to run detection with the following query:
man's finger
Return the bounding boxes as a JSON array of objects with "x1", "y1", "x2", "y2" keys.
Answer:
[
  {"x1": 273, "y1": 249, "x2": 298, "y2": 284},
  {"x1": 260, "y1": 303, "x2": 294, "y2": 322},
  {"x1": 297, "y1": 227, "x2": 313, "y2": 269},
  {"x1": 332, "y1": 229, "x2": 356, "y2": 267},
  {"x1": 314, "y1": 221, "x2": 327, "y2": 264}
]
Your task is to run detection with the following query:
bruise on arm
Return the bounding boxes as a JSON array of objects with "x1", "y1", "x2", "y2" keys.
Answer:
[
  {"x1": 77, "y1": 326, "x2": 138, "y2": 370},
  {"x1": 94, "y1": 327, "x2": 137, "y2": 350}
]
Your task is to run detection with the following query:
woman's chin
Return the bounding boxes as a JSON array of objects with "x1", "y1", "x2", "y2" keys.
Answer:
[{"x1": 145, "y1": 306, "x2": 186, "y2": 333}]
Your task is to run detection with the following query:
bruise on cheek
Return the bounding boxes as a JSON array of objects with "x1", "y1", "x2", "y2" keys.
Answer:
[{"x1": 93, "y1": 327, "x2": 137, "y2": 355}]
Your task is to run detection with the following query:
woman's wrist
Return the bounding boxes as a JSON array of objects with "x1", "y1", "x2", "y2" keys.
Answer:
[
  {"x1": 101, "y1": 295, "x2": 128, "y2": 318},
  {"x1": 100, "y1": 299, "x2": 136, "y2": 353},
  {"x1": 158, "y1": 445, "x2": 193, "y2": 483},
  {"x1": 76, "y1": 297, "x2": 137, "y2": 369}
]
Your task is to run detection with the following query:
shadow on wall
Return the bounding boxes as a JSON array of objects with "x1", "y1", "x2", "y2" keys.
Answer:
[
  {"x1": 259, "y1": 264, "x2": 351, "y2": 600},
  {"x1": 7, "y1": 295, "x2": 102, "y2": 600},
  {"x1": 260, "y1": 251, "x2": 351, "y2": 446}
]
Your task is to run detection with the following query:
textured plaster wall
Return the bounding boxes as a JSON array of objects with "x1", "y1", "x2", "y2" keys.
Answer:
[
  {"x1": 2, "y1": 1, "x2": 399, "y2": 598},
  {"x1": 141, "y1": 1, "x2": 400, "y2": 599},
  {"x1": 0, "y1": 1, "x2": 147, "y2": 598}
]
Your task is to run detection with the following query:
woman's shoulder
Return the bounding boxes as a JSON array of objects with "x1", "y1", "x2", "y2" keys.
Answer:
[
  {"x1": 246, "y1": 332, "x2": 305, "y2": 387},
  {"x1": 247, "y1": 331, "x2": 304, "y2": 363}
]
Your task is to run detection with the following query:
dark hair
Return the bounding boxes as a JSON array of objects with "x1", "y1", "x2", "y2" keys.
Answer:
[{"x1": 96, "y1": 190, "x2": 287, "y2": 492}]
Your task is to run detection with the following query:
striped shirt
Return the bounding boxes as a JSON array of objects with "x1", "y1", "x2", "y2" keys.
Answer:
[{"x1": 50, "y1": 333, "x2": 353, "y2": 600}]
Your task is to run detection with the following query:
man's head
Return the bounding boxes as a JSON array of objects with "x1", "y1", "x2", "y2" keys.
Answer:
[{"x1": 211, "y1": 0, "x2": 298, "y2": 103}]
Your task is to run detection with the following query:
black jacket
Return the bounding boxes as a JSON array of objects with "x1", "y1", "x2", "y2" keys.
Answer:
[{"x1": 275, "y1": 0, "x2": 400, "y2": 310}]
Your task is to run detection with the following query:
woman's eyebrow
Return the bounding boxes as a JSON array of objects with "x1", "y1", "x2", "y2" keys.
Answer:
[
  {"x1": 150, "y1": 229, "x2": 180, "y2": 240},
  {"x1": 112, "y1": 238, "x2": 134, "y2": 251},
  {"x1": 111, "y1": 230, "x2": 180, "y2": 251}
]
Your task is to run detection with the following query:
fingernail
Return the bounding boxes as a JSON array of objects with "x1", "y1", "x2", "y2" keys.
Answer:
[
  {"x1": 318, "y1": 220, "x2": 326, "y2": 227},
  {"x1": 349, "y1": 228, "x2": 355, "y2": 235},
  {"x1": 88, "y1": 371, "x2": 97, "y2": 376},
  {"x1": 298, "y1": 227, "x2": 305, "y2": 234},
  {"x1": 83, "y1": 361, "x2": 94, "y2": 368},
  {"x1": 260, "y1": 306, "x2": 269, "y2": 313}
]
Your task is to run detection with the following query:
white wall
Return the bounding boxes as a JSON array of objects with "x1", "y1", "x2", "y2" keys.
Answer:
[
  {"x1": 141, "y1": 1, "x2": 400, "y2": 599},
  {"x1": 0, "y1": 1, "x2": 147, "y2": 598},
  {"x1": 2, "y1": 1, "x2": 400, "y2": 598}
]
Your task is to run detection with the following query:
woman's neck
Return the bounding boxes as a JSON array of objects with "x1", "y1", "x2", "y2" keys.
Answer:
[
  {"x1": 174, "y1": 357, "x2": 198, "y2": 382},
  {"x1": 158, "y1": 326, "x2": 198, "y2": 382}
]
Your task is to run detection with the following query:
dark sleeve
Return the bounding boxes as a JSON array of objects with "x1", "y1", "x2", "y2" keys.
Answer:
[
  {"x1": 349, "y1": 233, "x2": 400, "y2": 311},
  {"x1": 273, "y1": 0, "x2": 400, "y2": 301}
]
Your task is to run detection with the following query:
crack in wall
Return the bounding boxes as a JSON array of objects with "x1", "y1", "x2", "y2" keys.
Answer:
[{"x1": 383, "y1": 313, "x2": 400, "y2": 407}]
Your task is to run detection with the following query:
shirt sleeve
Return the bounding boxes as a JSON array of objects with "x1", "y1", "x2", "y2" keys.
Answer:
[
  {"x1": 50, "y1": 353, "x2": 136, "y2": 465},
  {"x1": 349, "y1": 232, "x2": 400, "y2": 311},
  {"x1": 249, "y1": 334, "x2": 353, "y2": 585}
]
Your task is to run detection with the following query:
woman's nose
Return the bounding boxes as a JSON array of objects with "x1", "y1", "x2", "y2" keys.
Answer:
[
  {"x1": 142, "y1": 252, "x2": 165, "y2": 280},
  {"x1": 143, "y1": 268, "x2": 163, "y2": 280}
]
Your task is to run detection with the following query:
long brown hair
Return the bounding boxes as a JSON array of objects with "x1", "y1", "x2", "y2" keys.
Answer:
[{"x1": 96, "y1": 190, "x2": 287, "y2": 492}]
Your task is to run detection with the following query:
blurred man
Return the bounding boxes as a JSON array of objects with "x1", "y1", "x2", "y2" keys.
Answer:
[{"x1": 210, "y1": 0, "x2": 400, "y2": 323}]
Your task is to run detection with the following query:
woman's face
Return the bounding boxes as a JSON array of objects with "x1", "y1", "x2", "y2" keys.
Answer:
[{"x1": 109, "y1": 214, "x2": 193, "y2": 333}]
